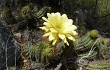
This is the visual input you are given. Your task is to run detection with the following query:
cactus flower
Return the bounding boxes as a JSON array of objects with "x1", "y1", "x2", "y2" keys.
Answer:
[{"x1": 40, "y1": 12, "x2": 78, "y2": 45}]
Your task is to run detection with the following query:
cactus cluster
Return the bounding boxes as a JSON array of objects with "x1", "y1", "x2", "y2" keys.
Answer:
[
  {"x1": 1, "y1": 0, "x2": 110, "y2": 70},
  {"x1": 1, "y1": 7, "x2": 16, "y2": 25},
  {"x1": 86, "y1": 59, "x2": 110, "y2": 70},
  {"x1": 1, "y1": 4, "x2": 51, "y2": 29},
  {"x1": 75, "y1": 30, "x2": 99, "y2": 52},
  {"x1": 75, "y1": 30, "x2": 110, "y2": 69}
]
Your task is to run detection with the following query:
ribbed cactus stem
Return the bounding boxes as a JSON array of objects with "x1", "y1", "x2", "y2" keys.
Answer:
[{"x1": 61, "y1": 39, "x2": 75, "y2": 58}]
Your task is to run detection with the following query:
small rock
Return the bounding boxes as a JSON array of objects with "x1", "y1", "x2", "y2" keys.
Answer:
[{"x1": 14, "y1": 33, "x2": 21, "y2": 38}]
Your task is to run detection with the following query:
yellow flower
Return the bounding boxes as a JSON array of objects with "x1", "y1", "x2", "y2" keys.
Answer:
[{"x1": 40, "y1": 12, "x2": 78, "y2": 45}]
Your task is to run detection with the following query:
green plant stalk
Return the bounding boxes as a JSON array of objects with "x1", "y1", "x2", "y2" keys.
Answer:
[{"x1": 61, "y1": 39, "x2": 75, "y2": 58}]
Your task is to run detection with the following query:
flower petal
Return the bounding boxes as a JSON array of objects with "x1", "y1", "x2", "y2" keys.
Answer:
[
  {"x1": 52, "y1": 39, "x2": 57, "y2": 45},
  {"x1": 47, "y1": 13, "x2": 51, "y2": 18},
  {"x1": 44, "y1": 22, "x2": 52, "y2": 27},
  {"x1": 62, "y1": 14, "x2": 68, "y2": 22},
  {"x1": 39, "y1": 27, "x2": 49, "y2": 32},
  {"x1": 67, "y1": 35, "x2": 76, "y2": 41},
  {"x1": 66, "y1": 19, "x2": 73, "y2": 25},
  {"x1": 50, "y1": 28, "x2": 57, "y2": 33},
  {"x1": 49, "y1": 33, "x2": 55, "y2": 41},
  {"x1": 71, "y1": 25, "x2": 77, "y2": 30},
  {"x1": 64, "y1": 38, "x2": 69, "y2": 46},
  {"x1": 43, "y1": 32, "x2": 51, "y2": 37},
  {"x1": 42, "y1": 17, "x2": 48, "y2": 21},
  {"x1": 58, "y1": 34, "x2": 65, "y2": 40},
  {"x1": 72, "y1": 31, "x2": 78, "y2": 35}
]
